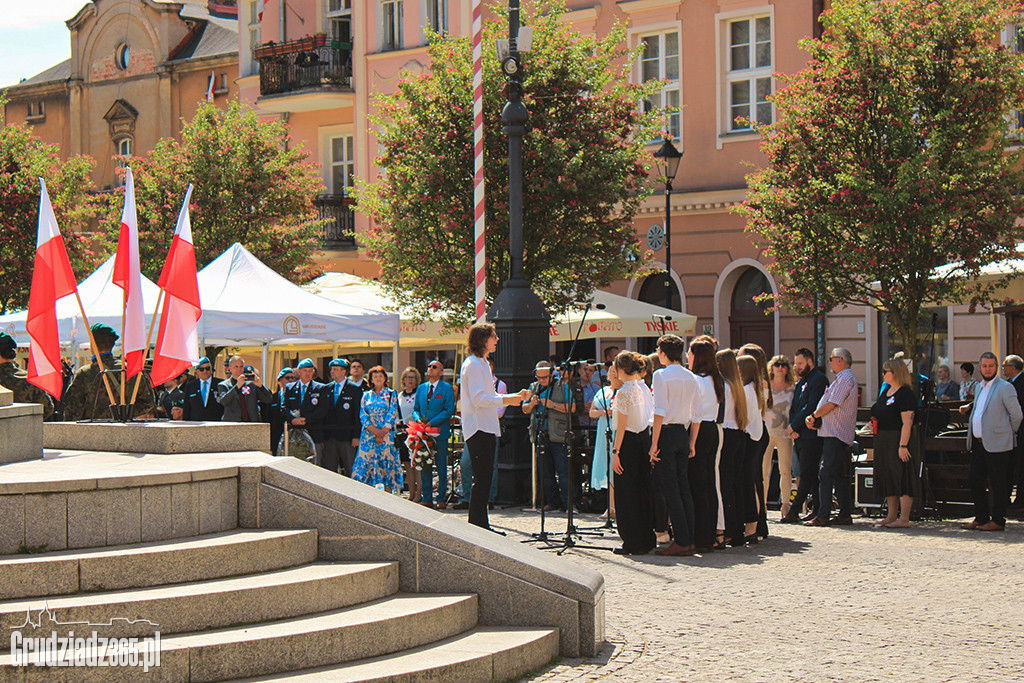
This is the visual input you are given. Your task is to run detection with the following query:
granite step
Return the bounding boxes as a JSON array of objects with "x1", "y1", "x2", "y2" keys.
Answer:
[
  {"x1": 236, "y1": 627, "x2": 561, "y2": 682},
  {"x1": 0, "y1": 529, "x2": 318, "y2": 600},
  {"x1": 0, "y1": 594, "x2": 480, "y2": 682},
  {"x1": 0, "y1": 561, "x2": 399, "y2": 644}
]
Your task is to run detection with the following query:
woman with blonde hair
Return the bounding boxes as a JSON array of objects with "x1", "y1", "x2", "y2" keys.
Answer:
[
  {"x1": 740, "y1": 343, "x2": 772, "y2": 538},
  {"x1": 610, "y1": 351, "x2": 657, "y2": 555},
  {"x1": 738, "y1": 355, "x2": 767, "y2": 543},
  {"x1": 396, "y1": 366, "x2": 422, "y2": 502},
  {"x1": 870, "y1": 359, "x2": 921, "y2": 528},
  {"x1": 716, "y1": 349, "x2": 748, "y2": 548},
  {"x1": 766, "y1": 355, "x2": 796, "y2": 518},
  {"x1": 589, "y1": 361, "x2": 623, "y2": 520}
]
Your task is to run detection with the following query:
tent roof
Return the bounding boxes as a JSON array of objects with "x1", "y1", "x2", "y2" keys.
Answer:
[
  {"x1": 0, "y1": 256, "x2": 160, "y2": 346},
  {"x1": 196, "y1": 244, "x2": 399, "y2": 346},
  {"x1": 305, "y1": 273, "x2": 696, "y2": 349}
]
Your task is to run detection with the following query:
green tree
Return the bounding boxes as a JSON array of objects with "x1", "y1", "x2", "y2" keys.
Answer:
[
  {"x1": 740, "y1": 0, "x2": 1024, "y2": 361},
  {"x1": 101, "y1": 101, "x2": 325, "y2": 283},
  {"x1": 0, "y1": 115, "x2": 100, "y2": 313},
  {"x1": 356, "y1": 0, "x2": 665, "y2": 326}
]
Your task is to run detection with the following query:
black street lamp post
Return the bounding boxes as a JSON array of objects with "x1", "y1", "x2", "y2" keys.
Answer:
[
  {"x1": 653, "y1": 138, "x2": 682, "y2": 312},
  {"x1": 490, "y1": 0, "x2": 549, "y2": 503}
]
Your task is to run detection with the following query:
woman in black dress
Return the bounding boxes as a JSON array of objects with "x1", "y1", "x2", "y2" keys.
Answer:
[{"x1": 871, "y1": 359, "x2": 920, "y2": 528}]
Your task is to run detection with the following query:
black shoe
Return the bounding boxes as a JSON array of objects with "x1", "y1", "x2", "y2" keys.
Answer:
[
  {"x1": 452, "y1": 501, "x2": 470, "y2": 510},
  {"x1": 488, "y1": 502, "x2": 495, "y2": 510},
  {"x1": 744, "y1": 534, "x2": 759, "y2": 545}
]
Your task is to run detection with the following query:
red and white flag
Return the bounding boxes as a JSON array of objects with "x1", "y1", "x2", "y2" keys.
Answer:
[
  {"x1": 256, "y1": 0, "x2": 265, "y2": 22},
  {"x1": 112, "y1": 168, "x2": 146, "y2": 379},
  {"x1": 26, "y1": 179, "x2": 79, "y2": 399},
  {"x1": 205, "y1": 70, "x2": 215, "y2": 102},
  {"x1": 150, "y1": 185, "x2": 202, "y2": 387}
]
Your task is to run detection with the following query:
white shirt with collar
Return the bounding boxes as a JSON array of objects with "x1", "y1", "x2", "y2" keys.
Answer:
[
  {"x1": 651, "y1": 364, "x2": 699, "y2": 427},
  {"x1": 972, "y1": 376, "x2": 996, "y2": 439}
]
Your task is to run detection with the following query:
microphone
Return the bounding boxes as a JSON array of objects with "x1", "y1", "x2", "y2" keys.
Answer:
[
  {"x1": 572, "y1": 301, "x2": 607, "y2": 310},
  {"x1": 652, "y1": 314, "x2": 673, "y2": 321}
]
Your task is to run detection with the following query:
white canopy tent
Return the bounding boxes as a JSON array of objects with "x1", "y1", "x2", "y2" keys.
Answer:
[
  {"x1": 304, "y1": 272, "x2": 697, "y2": 349},
  {"x1": 196, "y1": 244, "x2": 400, "y2": 377},
  {"x1": 0, "y1": 256, "x2": 161, "y2": 350}
]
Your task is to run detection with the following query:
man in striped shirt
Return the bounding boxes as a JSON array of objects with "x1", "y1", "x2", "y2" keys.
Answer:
[{"x1": 805, "y1": 347, "x2": 859, "y2": 526}]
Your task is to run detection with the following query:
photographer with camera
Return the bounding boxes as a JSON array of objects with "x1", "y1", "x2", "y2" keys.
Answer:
[
  {"x1": 523, "y1": 361, "x2": 575, "y2": 512},
  {"x1": 218, "y1": 355, "x2": 272, "y2": 423}
]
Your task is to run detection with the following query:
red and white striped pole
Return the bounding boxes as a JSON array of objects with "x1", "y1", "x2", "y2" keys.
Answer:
[{"x1": 472, "y1": 0, "x2": 486, "y2": 322}]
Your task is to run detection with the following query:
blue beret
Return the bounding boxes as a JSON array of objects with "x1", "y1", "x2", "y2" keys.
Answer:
[
  {"x1": 296, "y1": 358, "x2": 315, "y2": 370},
  {"x1": 195, "y1": 356, "x2": 211, "y2": 368},
  {"x1": 277, "y1": 367, "x2": 293, "y2": 380},
  {"x1": 328, "y1": 358, "x2": 349, "y2": 369}
]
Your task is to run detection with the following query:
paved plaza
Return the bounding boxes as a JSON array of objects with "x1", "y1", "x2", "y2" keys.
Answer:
[{"x1": 473, "y1": 507, "x2": 1024, "y2": 683}]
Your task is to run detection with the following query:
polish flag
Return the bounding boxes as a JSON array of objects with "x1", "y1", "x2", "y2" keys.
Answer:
[
  {"x1": 112, "y1": 168, "x2": 146, "y2": 379},
  {"x1": 206, "y1": 70, "x2": 215, "y2": 102},
  {"x1": 256, "y1": 0, "x2": 265, "y2": 22},
  {"x1": 150, "y1": 185, "x2": 202, "y2": 387},
  {"x1": 26, "y1": 179, "x2": 79, "y2": 399}
]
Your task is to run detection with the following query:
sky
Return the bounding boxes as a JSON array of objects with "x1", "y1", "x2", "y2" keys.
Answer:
[{"x1": 0, "y1": 2, "x2": 86, "y2": 88}]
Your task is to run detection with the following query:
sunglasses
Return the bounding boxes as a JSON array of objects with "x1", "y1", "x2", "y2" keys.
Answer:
[{"x1": 197, "y1": 366, "x2": 212, "y2": 371}]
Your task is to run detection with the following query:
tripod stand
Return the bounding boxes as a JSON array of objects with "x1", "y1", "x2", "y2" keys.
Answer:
[{"x1": 522, "y1": 387, "x2": 557, "y2": 546}]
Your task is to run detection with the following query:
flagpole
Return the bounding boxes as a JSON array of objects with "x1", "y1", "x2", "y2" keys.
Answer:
[
  {"x1": 120, "y1": 289, "x2": 127, "y2": 406},
  {"x1": 72, "y1": 291, "x2": 118, "y2": 407},
  {"x1": 130, "y1": 288, "x2": 165, "y2": 407}
]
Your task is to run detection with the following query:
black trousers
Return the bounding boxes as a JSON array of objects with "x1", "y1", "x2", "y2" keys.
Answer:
[
  {"x1": 614, "y1": 429, "x2": 657, "y2": 554},
  {"x1": 969, "y1": 440, "x2": 1013, "y2": 526},
  {"x1": 791, "y1": 434, "x2": 823, "y2": 516},
  {"x1": 466, "y1": 431, "x2": 496, "y2": 529},
  {"x1": 689, "y1": 421, "x2": 720, "y2": 548},
  {"x1": 719, "y1": 428, "x2": 746, "y2": 543},
  {"x1": 653, "y1": 424, "x2": 694, "y2": 547},
  {"x1": 743, "y1": 430, "x2": 768, "y2": 526}
]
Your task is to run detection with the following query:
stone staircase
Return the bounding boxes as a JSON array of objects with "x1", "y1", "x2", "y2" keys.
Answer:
[{"x1": 0, "y1": 528, "x2": 559, "y2": 681}]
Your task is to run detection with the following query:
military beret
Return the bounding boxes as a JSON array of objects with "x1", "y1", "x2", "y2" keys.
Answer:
[
  {"x1": 90, "y1": 323, "x2": 119, "y2": 342},
  {"x1": 328, "y1": 358, "x2": 349, "y2": 369},
  {"x1": 296, "y1": 358, "x2": 315, "y2": 370},
  {"x1": 195, "y1": 356, "x2": 211, "y2": 368},
  {"x1": 243, "y1": 365, "x2": 255, "y2": 374},
  {"x1": 277, "y1": 367, "x2": 293, "y2": 380},
  {"x1": 0, "y1": 333, "x2": 15, "y2": 353}
]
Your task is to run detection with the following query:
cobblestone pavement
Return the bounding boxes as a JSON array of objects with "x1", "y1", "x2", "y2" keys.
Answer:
[{"x1": 470, "y1": 506, "x2": 1024, "y2": 682}]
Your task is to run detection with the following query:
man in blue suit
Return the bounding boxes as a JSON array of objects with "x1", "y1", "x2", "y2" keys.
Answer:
[
  {"x1": 284, "y1": 358, "x2": 329, "y2": 464},
  {"x1": 322, "y1": 358, "x2": 363, "y2": 476},
  {"x1": 414, "y1": 359, "x2": 456, "y2": 508}
]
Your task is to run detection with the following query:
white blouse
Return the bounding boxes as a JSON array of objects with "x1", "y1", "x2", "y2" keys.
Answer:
[
  {"x1": 398, "y1": 390, "x2": 417, "y2": 423},
  {"x1": 693, "y1": 374, "x2": 720, "y2": 423},
  {"x1": 721, "y1": 383, "x2": 739, "y2": 430},
  {"x1": 744, "y1": 383, "x2": 764, "y2": 441},
  {"x1": 614, "y1": 379, "x2": 654, "y2": 433}
]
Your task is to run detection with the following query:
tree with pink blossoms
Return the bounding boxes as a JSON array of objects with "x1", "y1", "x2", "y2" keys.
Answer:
[{"x1": 740, "y1": 0, "x2": 1024, "y2": 360}]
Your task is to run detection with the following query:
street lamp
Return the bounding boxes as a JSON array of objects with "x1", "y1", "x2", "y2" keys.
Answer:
[
  {"x1": 653, "y1": 137, "x2": 682, "y2": 312},
  {"x1": 489, "y1": 0, "x2": 549, "y2": 503}
]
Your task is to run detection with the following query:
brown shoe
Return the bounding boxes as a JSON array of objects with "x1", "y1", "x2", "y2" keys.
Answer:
[
  {"x1": 419, "y1": 501, "x2": 434, "y2": 509},
  {"x1": 804, "y1": 516, "x2": 829, "y2": 527},
  {"x1": 977, "y1": 521, "x2": 1005, "y2": 531},
  {"x1": 780, "y1": 510, "x2": 802, "y2": 524},
  {"x1": 960, "y1": 519, "x2": 982, "y2": 530},
  {"x1": 801, "y1": 511, "x2": 818, "y2": 523},
  {"x1": 831, "y1": 516, "x2": 854, "y2": 526},
  {"x1": 435, "y1": 501, "x2": 447, "y2": 510},
  {"x1": 655, "y1": 542, "x2": 696, "y2": 557}
]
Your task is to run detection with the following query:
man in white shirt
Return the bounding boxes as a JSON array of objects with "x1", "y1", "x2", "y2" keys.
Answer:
[
  {"x1": 650, "y1": 334, "x2": 700, "y2": 556},
  {"x1": 959, "y1": 352, "x2": 1023, "y2": 531}
]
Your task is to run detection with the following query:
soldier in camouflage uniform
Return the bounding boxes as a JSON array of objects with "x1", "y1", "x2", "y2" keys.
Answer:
[
  {"x1": 63, "y1": 324, "x2": 156, "y2": 421},
  {"x1": 0, "y1": 332, "x2": 55, "y2": 420}
]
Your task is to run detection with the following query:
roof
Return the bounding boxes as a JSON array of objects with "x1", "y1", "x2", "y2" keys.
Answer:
[
  {"x1": 14, "y1": 59, "x2": 71, "y2": 87},
  {"x1": 170, "y1": 21, "x2": 238, "y2": 61}
]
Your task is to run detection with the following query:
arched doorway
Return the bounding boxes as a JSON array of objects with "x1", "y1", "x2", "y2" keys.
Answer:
[
  {"x1": 636, "y1": 273, "x2": 681, "y2": 354},
  {"x1": 729, "y1": 268, "x2": 774, "y2": 355}
]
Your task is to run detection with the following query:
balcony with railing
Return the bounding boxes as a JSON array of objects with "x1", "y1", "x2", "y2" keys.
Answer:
[
  {"x1": 315, "y1": 194, "x2": 356, "y2": 249},
  {"x1": 255, "y1": 36, "x2": 353, "y2": 110}
]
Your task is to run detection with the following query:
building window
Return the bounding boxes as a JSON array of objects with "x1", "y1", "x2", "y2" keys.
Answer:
[
  {"x1": 248, "y1": 1, "x2": 261, "y2": 74},
  {"x1": 328, "y1": 0, "x2": 352, "y2": 43},
  {"x1": 879, "y1": 307, "x2": 949, "y2": 380},
  {"x1": 638, "y1": 31, "x2": 680, "y2": 139},
  {"x1": 381, "y1": 0, "x2": 403, "y2": 51},
  {"x1": 115, "y1": 43, "x2": 131, "y2": 71},
  {"x1": 330, "y1": 135, "x2": 355, "y2": 196},
  {"x1": 425, "y1": 0, "x2": 447, "y2": 34},
  {"x1": 725, "y1": 15, "x2": 772, "y2": 131},
  {"x1": 117, "y1": 138, "x2": 133, "y2": 157}
]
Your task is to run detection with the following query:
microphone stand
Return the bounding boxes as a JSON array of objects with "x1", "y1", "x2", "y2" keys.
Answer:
[{"x1": 522, "y1": 384, "x2": 556, "y2": 546}]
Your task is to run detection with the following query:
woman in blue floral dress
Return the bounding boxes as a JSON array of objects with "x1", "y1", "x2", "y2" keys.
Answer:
[{"x1": 352, "y1": 366, "x2": 403, "y2": 492}]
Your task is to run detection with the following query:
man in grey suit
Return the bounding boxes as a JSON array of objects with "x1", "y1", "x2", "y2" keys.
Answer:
[
  {"x1": 217, "y1": 355, "x2": 272, "y2": 423},
  {"x1": 959, "y1": 352, "x2": 1023, "y2": 531}
]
